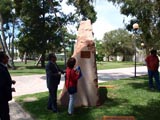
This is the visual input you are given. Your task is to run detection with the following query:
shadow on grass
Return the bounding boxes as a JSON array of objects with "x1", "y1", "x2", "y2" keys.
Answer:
[
  {"x1": 104, "y1": 97, "x2": 129, "y2": 108},
  {"x1": 127, "y1": 76, "x2": 160, "y2": 92},
  {"x1": 13, "y1": 63, "x2": 65, "y2": 70},
  {"x1": 9, "y1": 65, "x2": 44, "y2": 70},
  {"x1": 127, "y1": 81, "x2": 150, "y2": 91},
  {"x1": 26, "y1": 66, "x2": 45, "y2": 69},
  {"x1": 19, "y1": 95, "x2": 96, "y2": 120},
  {"x1": 102, "y1": 98, "x2": 160, "y2": 120},
  {"x1": 10, "y1": 71, "x2": 45, "y2": 75},
  {"x1": 26, "y1": 65, "x2": 65, "y2": 70},
  {"x1": 17, "y1": 88, "x2": 130, "y2": 120},
  {"x1": 131, "y1": 99, "x2": 160, "y2": 120}
]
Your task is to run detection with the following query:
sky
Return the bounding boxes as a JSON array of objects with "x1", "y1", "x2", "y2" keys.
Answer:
[
  {"x1": 61, "y1": 0, "x2": 131, "y2": 40},
  {"x1": 92, "y1": 1, "x2": 130, "y2": 40}
]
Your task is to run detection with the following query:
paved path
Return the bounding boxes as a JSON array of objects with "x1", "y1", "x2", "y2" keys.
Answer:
[
  {"x1": 12, "y1": 66, "x2": 148, "y2": 97},
  {"x1": 10, "y1": 66, "x2": 148, "y2": 120},
  {"x1": 10, "y1": 100, "x2": 34, "y2": 120}
]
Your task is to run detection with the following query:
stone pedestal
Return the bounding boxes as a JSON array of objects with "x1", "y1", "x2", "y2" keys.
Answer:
[{"x1": 59, "y1": 20, "x2": 99, "y2": 107}]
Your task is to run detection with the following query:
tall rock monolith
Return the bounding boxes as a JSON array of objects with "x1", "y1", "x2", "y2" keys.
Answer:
[{"x1": 59, "y1": 20, "x2": 99, "y2": 106}]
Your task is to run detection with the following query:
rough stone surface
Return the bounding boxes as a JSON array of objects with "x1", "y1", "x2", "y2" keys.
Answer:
[{"x1": 59, "y1": 20, "x2": 99, "y2": 107}]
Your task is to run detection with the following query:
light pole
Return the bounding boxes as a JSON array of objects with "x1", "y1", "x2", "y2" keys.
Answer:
[
  {"x1": 141, "y1": 41, "x2": 145, "y2": 65},
  {"x1": 133, "y1": 23, "x2": 139, "y2": 78}
]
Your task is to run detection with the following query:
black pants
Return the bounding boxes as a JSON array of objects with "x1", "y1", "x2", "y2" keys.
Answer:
[
  {"x1": 0, "y1": 100, "x2": 10, "y2": 120},
  {"x1": 48, "y1": 86, "x2": 58, "y2": 111}
]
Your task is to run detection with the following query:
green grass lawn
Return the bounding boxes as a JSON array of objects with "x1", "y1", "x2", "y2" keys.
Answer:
[
  {"x1": 15, "y1": 76, "x2": 160, "y2": 120},
  {"x1": 97, "y1": 61, "x2": 143, "y2": 70},
  {"x1": 10, "y1": 61, "x2": 143, "y2": 76},
  {"x1": 9, "y1": 61, "x2": 65, "y2": 76}
]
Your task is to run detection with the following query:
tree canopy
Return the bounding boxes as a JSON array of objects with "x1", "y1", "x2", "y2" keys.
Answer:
[
  {"x1": 0, "y1": 0, "x2": 16, "y2": 68},
  {"x1": 0, "y1": 0, "x2": 97, "y2": 67},
  {"x1": 107, "y1": 0, "x2": 160, "y2": 53},
  {"x1": 103, "y1": 29, "x2": 134, "y2": 61},
  {"x1": 67, "y1": 0, "x2": 97, "y2": 23}
]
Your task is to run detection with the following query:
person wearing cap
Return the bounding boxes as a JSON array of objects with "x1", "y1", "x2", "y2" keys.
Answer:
[
  {"x1": 0, "y1": 52, "x2": 16, "y2": 120},
  {"x1": 45, "y1": 53, "x2": 63, "y2": 113},
  {"x1": 145, "y1": 49, "x2": 160, "y2": 91}
]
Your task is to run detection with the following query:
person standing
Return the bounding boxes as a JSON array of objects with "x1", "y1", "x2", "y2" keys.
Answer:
[
  {"x1": 46, "y1": 53, "x2": 63, "y2": 113},
  {"x1": 0, "y1": 52, "x2": 16, "y2": 120},
  {"x1": 65, "y1": 58, "x2": 79, "y2": 115},
  {"x1": 145, "y1": 49, "x2": 160, "y2": 91}
]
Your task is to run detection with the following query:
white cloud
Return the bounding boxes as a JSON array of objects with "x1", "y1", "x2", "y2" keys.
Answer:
[
  {"x1": 92, "y1": 19, "x2": 116, "y2": 40},
  {"x1": 92, "y1": 1, "x2": 122, "y2": 39},
  {"x1": 60, "y1": 0, "x2": 76, "y2": 14},
  {"x1": 92, "y1": 1, "x2": 131, "y2": 40},
  {"x1": 60, "y1": 0, "x2": 131, "y2": 40}
]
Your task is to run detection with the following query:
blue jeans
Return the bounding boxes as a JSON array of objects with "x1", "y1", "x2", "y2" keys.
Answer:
[
  {"x1": 68, "y1": 94, "x2": 76, "y2": 114},
  {"x1": 148, "y1": 70, "x2": 160, "y2": 90}
]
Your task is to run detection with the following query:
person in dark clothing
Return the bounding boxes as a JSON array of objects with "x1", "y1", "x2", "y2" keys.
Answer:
[
  {"x1": 0, "y1": 52, "x2": 16, "y2": 120},
  {"x1": 45, "y1": 53, "x2": 64, "y2": 113}
]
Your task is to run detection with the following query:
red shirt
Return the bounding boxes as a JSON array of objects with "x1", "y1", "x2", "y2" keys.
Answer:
[
  {"x1": 65, "y1": 67, "x2": 79, "y2": 89},
  {"x1": 145, "y1": 55, "x2": 159, "y2": 71}
]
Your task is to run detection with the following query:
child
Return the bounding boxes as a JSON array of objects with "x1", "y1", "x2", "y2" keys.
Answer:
[{"x1": 65, "y1": 57, "x2": 80, "y2": 115}]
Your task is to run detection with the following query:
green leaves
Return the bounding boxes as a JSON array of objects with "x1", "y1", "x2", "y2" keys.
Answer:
[
  {"x1": 0, "y1": 0, "x2": 97, "y2": 60},
  {"x1": 67, "y1": 0, "x2": 97, "y2": 23},
  {"x1": 0, "y1": 0, "x2": 13, "y2": 23},
  {"x1": 103, "y1": 29, "x2": 133, "y2": 61},
  {"x1": 107, "y1": 0, "x2": 160, "y2": 51}
]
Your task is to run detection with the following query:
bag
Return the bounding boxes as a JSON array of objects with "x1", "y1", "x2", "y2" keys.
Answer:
[
  {"x1": 75, "y1": 66, "x2": 82, "y2": 79},
  {"x1": 68, "y1": 87, "x2": 77, "y2": 94}
]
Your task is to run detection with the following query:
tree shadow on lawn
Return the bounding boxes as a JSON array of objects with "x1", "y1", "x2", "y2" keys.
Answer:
[
  {"x1": 97, "y1": 95, "x2": 160, "y2": 120},
  {"x1": 131, "y1": 99, "x2": 160, "y2": 120},
  {"x1": 26, "y1": 66, "x2": 45, "y2": 69},
  {"x1": 19, "y1": 94, "x2": 130, "y2": 120},
  {"x1": 127, "y1": 76, "x2": 160, "y2": 92},
  {"x1": 20, "y1": 96, "x2": 96, "y2": 120},
  {"x1": 103, "y1": 97, "x2": 129, "y2": 108},
  {"x1": 25, "y1": 65, "x2": 65, "y2": 70}
]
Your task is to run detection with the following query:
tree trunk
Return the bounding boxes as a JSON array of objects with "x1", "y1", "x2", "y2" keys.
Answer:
[
  {"x1": 145, "y1": 47, "x2": 150, "y2": 56},
  {"x1": 0, "y1": 36, "x2": 5, "y2": 51},
  {"x1": 122, "y1": 54, "x2": 125, "y2": 61},
  {"x1": 8, "y1": 36, "x2": 11, "y2": 52},
  {"x1": 41, "y1": 53, "x2": 45, "y2": 68},
  {"x1": 24, "y1": 52, "x2": 27, "y2": 64},
  {"x1": 11, "y1": 17, "x2": 15, "y2": 69},
  {"x1": 0, "y1": 13, "x2": 10, "y2": 55},
  {"x1": 35, "y1": 54, "x2": 42, "y2": 66},
  {"x1": 40, "y1": 0, "x2": 46, "y2": 68},
  {"x1": 107, "y1": 55, "x2": 110, "y2": 62},
  {"x1": 0, "y1": 13, "x2": 15, "y2": 69},
  {"x1": 21, "y1": 53, "x2": 24, "y2": 62}
]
